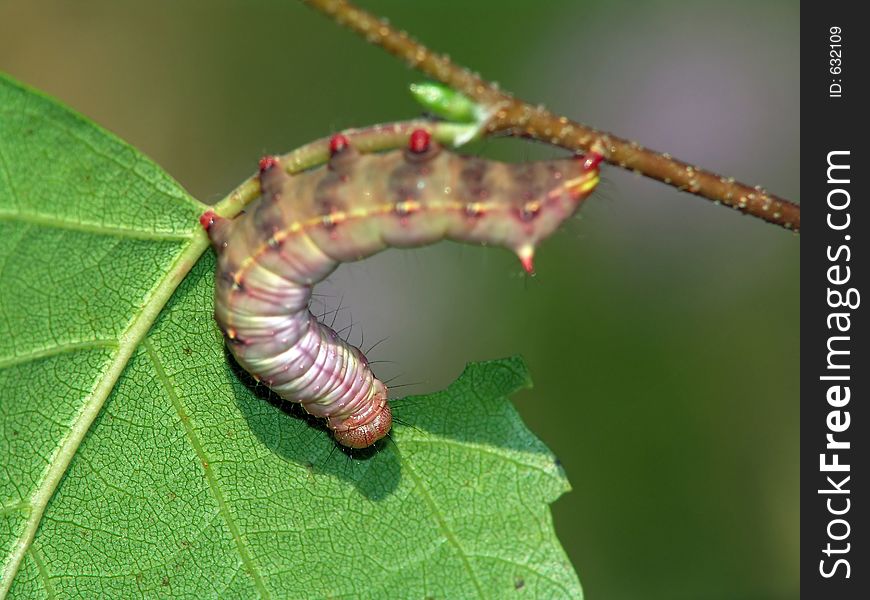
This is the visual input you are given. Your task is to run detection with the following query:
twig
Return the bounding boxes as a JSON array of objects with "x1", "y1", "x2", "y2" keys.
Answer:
[{"x1": 300, "y1": 0, "x2": 800, "y2": 232}]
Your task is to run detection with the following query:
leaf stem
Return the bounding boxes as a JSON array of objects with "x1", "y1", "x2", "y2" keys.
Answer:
[{"x1": 300, "y1": 0, "x2": 800, "y2": 232}]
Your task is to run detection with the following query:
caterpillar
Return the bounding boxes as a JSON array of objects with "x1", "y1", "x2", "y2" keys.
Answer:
[{"x1": 201, "y1": 129, "x2": 600, "y2": 448}]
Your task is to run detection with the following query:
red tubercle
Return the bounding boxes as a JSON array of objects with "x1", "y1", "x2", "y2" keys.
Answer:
[
  {"x1": 408, "y1": 129, "x2": 431, "y2": 154},
  {"x1": 517, "y1": 245, "x2": 536, "y2": 275},
  {"x1": 520, "y1": 255, "x2": 535, "y2": 275},
  {"x1": 258, "y1": 155, "x2": 280, "y2": 173},
  {"x1": 582, "y1": 152, "x2": 604, "y2": 171},
  {"x1": 199, "y1": 210, "x2": 217, "y2": 230},
  {"x1": 329, "y1": 134, "x2": 351, "y2": 156}
]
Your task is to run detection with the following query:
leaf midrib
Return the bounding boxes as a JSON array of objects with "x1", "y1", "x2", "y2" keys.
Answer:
[{"x1": 0, "y1": 231, "x2": 210, "y2": 598}]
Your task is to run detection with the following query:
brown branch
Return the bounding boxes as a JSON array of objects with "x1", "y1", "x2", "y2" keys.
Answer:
[{"x1": 301, "y1": 0, "x2": 800, "y2": 232}]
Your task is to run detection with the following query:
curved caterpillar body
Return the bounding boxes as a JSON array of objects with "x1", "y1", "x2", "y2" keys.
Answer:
[{"x1": 202, "y1": 130, "x2": 600, "y2": 448}]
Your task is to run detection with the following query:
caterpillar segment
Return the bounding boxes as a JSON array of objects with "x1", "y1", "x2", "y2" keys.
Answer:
[{"x1": 203, "y1": 130, "x2": 600, "y2": 448}]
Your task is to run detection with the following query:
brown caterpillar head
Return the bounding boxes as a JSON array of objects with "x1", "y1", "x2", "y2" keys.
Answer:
[
  {"x1": 333, "y1": 404, "x2": 392, "y2": 449},
  {"x1": 332, "y1": 380, "x2": 392, "y2": 449}
]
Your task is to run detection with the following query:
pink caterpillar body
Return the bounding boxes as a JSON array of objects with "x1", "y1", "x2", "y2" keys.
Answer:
[{"x1": 202, "y1": 130, "x2": 600, "y2": 448}]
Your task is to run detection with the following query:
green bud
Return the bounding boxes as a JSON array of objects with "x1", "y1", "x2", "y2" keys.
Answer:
[{"x1": 409, "y1": 82, "x2": 479, "y2": 123}]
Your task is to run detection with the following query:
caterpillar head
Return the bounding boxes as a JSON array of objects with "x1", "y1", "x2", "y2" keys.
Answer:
[{"x1": 332, "y1": 380, "x2": 392, "y2": 449}]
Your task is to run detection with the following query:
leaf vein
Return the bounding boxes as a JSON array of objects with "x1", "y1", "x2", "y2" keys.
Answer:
[
  {"x1": 143, "y1": 339, "x2": 271, "y2": 600},
  {"x1": 26, "y1": 546, "x2": 57, "y2": 599},
  {"x1": 0, "y1": 502, "x2": 31, "y2": 517},
  {"x1": 0, "y1": 340, "x2": 118, "y2": 370},
  {"x1": 0, "y1": 209, "x2": 194, "y2": 241},
  {"x1": 399, "y1": 436, "x2": 556, "y2": 479},
  {"x1": 401, "y1": 457, "x2": 486, "y2": 599},
  {"x1": 466, "y1": 552, "x2": 574, "y2": 597}
]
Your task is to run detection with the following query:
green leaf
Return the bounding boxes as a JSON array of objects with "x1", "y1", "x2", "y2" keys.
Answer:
[
  {"x1": 0, "y1": 74, "x2": 580, "y2": 599},
  {"x1": 0, "y1": 72, "x2": 208, "y2": 597}
]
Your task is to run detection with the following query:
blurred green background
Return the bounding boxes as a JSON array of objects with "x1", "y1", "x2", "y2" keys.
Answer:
[{"x1": 0, "y1": 0, "x2": 799, "y2": 598}]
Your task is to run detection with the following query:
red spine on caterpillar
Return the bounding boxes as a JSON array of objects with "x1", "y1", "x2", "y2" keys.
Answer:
[
  {"x1": 200, "y1": 210, "x2": 230, "y2": 248},
  {"x1": 205, "y1": 131, "x2": 600, "y2": 448},
  {"x1": 582, "y1": 152, "x2": 604, "y2": 171},
  {"x1": 518, "y1": 246, "x2": 536, "y2": 275},
  {"x1": 329, "y1": 133, "x2": 350, "y2": 156},
  {"x1": 259, "y1": 155, "x2": 280, "y2": 173},
  {"x1": 199, "y1": 210, "x2": 217, "y2": 230},
  {"x1": 408, "y1": 128, "x2": 431, "y2": 153}
]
